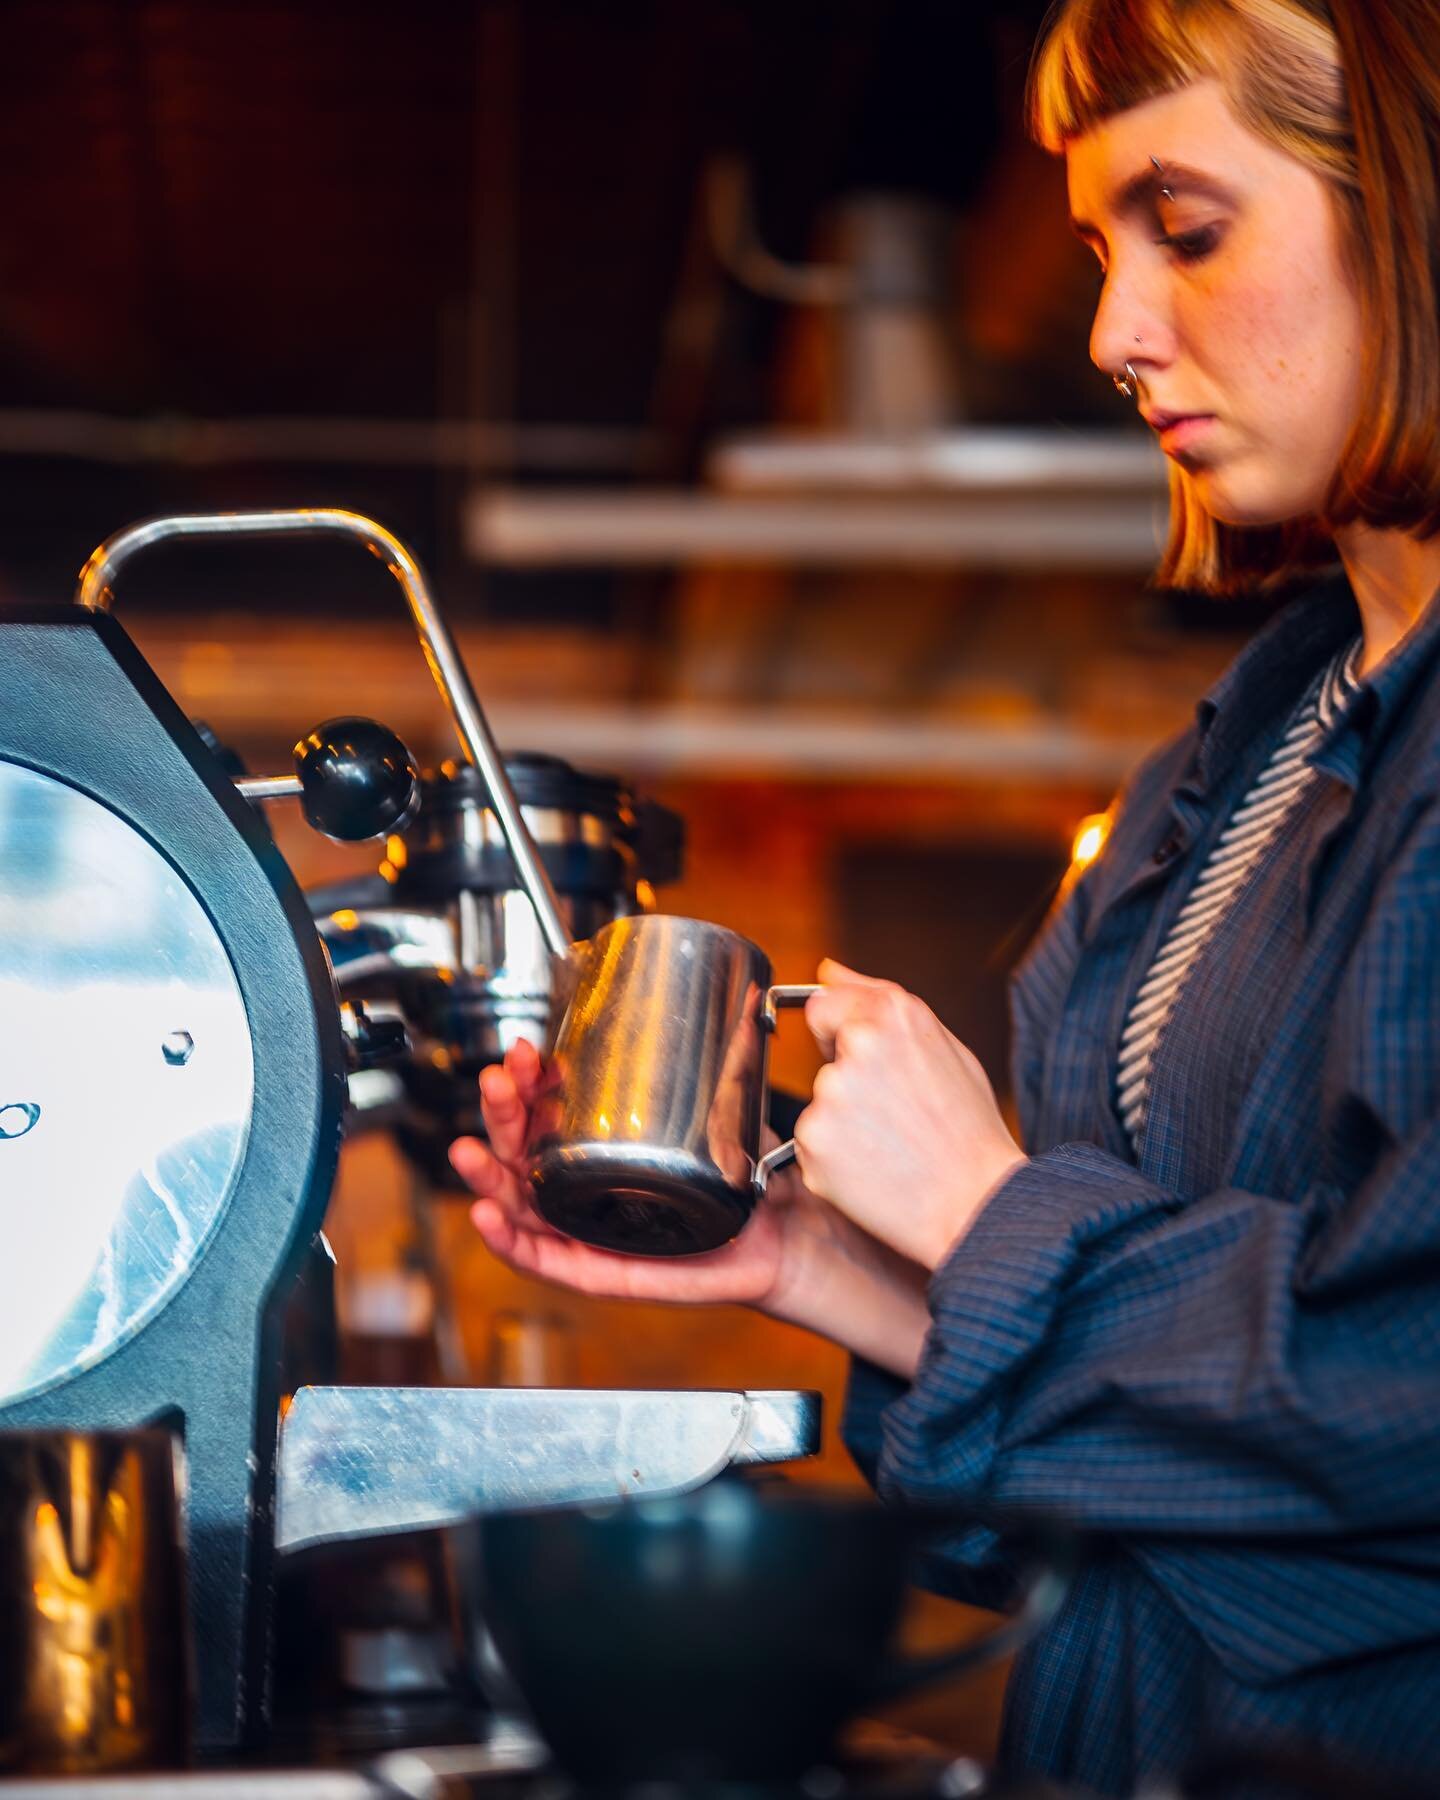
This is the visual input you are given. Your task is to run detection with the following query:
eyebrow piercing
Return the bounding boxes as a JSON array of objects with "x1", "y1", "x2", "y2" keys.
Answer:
[{"x1": 1151, "y1": 154, "x2": 1175, "y2": 201}]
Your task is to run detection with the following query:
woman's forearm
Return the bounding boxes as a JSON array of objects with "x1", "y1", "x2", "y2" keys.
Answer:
[{"x1": 759, "y1": 1210, "x2": 931, "y2": 1379}]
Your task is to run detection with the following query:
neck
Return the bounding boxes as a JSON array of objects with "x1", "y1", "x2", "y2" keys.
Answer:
[{"x1": 1333, "y1": 522, "x2": 1440, "y2": 676}]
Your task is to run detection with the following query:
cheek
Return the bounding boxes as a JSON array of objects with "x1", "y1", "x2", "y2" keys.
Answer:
[
  {"x1": 1183, "y1": 221, "x2": 1362, "y2": 449},
  {"x1": 1263, "y1": 291, "x2": 1357, "y2": 447},
  {"x1": 1187, "y1": 272, "x2": 1330, "y2": 416},
  {"x1": 1179, "y1": 257, "x2": 1362, "y2": 521}
]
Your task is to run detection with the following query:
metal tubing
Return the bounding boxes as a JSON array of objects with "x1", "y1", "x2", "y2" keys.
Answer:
[
  {"x1": 234, "y1": 775, "x2": 302, "y2": 802},
  {"x1": 74, "y1": 508, "x2": 571, "y2": 958}
]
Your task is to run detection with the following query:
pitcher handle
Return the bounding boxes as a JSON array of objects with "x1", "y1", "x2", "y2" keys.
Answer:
[{"x1": 754, "y1": 985, "x2": 822, "y2": 1192}]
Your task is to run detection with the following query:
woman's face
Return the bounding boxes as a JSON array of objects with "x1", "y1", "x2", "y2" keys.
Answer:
[{"x1": 1066, "y1": 77, "x2": 1363, "y2": 526}]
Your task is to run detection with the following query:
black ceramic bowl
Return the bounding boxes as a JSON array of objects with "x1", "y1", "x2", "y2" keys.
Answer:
[{"x1": 477, "y1": 1481, "x2": 1073, "y2": 1784}]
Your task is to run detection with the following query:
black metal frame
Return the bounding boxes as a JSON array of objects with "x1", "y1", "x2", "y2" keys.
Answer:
[{"x1": 0, "y1": 608, "x2": 347, "y2": 1754}]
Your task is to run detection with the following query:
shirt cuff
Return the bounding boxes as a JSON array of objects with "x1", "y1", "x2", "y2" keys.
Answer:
[
  {"x1": 936, "y1": 1139, "x2": 1174, "y2": 1309},
  {"x1": 878, "y1": 1144, "x2": 1176, "y2": 1508}
]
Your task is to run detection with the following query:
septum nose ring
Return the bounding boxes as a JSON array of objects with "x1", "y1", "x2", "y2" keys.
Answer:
[{"x1": 1114, "y1": 361, "x2": 1140, "y2": 400}]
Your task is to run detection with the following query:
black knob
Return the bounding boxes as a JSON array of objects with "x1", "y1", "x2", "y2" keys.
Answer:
[{"x1": 294, "y1": 717, "x2": 421, "y2": 842}]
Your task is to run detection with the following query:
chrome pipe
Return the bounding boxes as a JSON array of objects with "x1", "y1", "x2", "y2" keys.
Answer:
[
  {"x1": 234, "y1": 774, "x2": 302, "y2": 802},
  {"x1": 74, "y1": 508, "x2": 571, "y2": 959}
]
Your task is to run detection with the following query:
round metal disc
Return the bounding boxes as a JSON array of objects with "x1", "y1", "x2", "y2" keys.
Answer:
[{"x1": 0, "y1": 759, "x2": 255, "y2": 1403}]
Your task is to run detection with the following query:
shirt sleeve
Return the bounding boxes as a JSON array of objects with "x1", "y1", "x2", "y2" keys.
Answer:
[{"x1": 846, "y1": 798, "x2": 1440, "y2": 1687}]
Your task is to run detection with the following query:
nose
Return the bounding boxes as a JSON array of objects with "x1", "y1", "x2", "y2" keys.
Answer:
[{"x1": 1089, "y1": 259, "x2": 1172, "y2": 390}]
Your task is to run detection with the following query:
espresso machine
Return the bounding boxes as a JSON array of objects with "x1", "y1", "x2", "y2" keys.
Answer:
[
  {"x1": 0, "y1": 508, "x2": 819, "y2": 1765},
  {"x1": 312, "y1": 746, "x2": 684, "y2": 1187}
]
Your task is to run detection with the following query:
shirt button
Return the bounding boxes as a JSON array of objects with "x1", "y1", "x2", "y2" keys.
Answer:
[{"x1": 1153, "y1": 833, "x2": 1183, "y2": 865}]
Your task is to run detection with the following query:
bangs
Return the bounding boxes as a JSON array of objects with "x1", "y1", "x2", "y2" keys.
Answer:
[{"x1": 1028, "y1": 0, "x2": 1226, "y2": 150}]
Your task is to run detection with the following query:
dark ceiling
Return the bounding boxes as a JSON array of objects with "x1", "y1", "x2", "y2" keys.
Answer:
[
  {"x1": 0, "y1": 1, "x2": 1029, "y2": 409},
  {"x1": 0, "y1": 0, "x2": 1089, "y2": 616}
]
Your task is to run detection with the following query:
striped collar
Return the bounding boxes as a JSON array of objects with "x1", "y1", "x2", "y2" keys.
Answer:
[
  {"x1": 1190, "y1": 568, "x2": 1440, "y2": 795},
  {"x1": 1190, "y1": 572, "x2": 1357, "y2": 794},
  {"x1": 1314, "y1": 635, "x2": 1364, "y2": 730}
]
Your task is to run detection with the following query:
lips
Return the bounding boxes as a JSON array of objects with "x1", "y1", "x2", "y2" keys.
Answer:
[{"x1": 1143, "y1": 410, "x2": 1216, "y2": 455}]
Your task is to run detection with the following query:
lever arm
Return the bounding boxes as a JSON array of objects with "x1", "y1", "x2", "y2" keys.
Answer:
[{"x1": 75, "y1": 507, "x2": 571, "y2": 956}]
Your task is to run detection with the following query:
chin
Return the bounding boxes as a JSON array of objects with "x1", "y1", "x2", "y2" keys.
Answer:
[{"x1": 1188, "y1": 464, "x2": 1329, "y2": 531}]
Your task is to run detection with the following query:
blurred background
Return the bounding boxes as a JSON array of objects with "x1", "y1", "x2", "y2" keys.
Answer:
[{"x1": 1, "y1": 0, "x2": 1266, "y2": 1752}]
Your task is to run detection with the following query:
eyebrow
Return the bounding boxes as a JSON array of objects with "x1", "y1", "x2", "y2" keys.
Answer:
[{"x1": 1069, "y1": 162, "x2": 1239, "y2": 243}]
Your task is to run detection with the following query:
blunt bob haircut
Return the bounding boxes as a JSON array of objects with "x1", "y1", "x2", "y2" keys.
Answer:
[{"x1": 1028, "y1": 0, "x2": 1440, "y2": 595}]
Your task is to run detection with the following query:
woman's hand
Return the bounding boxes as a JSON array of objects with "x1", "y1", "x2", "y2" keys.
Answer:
[
  {"x1": 451, "y1": 1038, "x2": 801, "y2": 1309},
  {"x1": 450, "y1": 1038, "x2": 933, "y2": 1379},
  {"x1": 797, "y1": 959, "x2": 1028, "y2": 1271}
]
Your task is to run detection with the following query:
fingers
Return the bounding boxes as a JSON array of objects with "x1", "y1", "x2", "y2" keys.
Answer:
[
  {"x1": 479, "y1": 1062, "x2": 532, "y2": 1165},
  {"x1": 468, "y1": 1176, "x2": 772, "y2": 1306},
  {"x1": 468, "y1": 1195, "x2": 522, "y2": 1262},
  {"x1": 467, "y1": 1195, "x2": 668, "y2": 1300},
  {"x1": 470, "y1": 1191, "x2": 573, "y2": 1283},
  {"x1": 816, "y1": 957, "x2": 893, "y2": 990},
  {"x1": 458, "y1": 1033, "x2": 564, "y2": 1224},
  {"x1": 503, "y1": 1037, "x2": 551, "y2": 1104},
  {"x1": 455, "y1": 1139, "x2": 574, "y2": 1282},
  {"x1": 448, "y1": 1134, "x2": 530, "y2": 1211},
  {"x1": 805, "y1": 982, "x2": 888, "y2": 1061},
  {"x1": 804, "y1": 961, "x2": 907, "y2": 1059},
  {"x1": 471, "y1": 1038, "x2": 561, "y2": 1168}
]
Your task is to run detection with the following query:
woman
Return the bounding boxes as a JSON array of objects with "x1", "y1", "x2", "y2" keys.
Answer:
[{"x1": 451, "y1": 1, "x2": 1440, "y2": 1790}]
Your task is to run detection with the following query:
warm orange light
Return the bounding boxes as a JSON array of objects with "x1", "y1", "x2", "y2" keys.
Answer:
[{"x1": 1070, "y1": 813, "x2": 1111, "y2": 873}]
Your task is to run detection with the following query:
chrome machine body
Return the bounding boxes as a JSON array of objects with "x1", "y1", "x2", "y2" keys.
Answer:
[
  {"x1": 315, "y1": 751, "x2": 683, "y2": 1177},
  {"x1": 0, "y1": 509, "x2": 818, "y2": 1757}
]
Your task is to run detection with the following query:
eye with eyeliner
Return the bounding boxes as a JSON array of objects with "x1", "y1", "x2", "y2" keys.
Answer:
[{"x1": 1155, "y1": 224, "x2": 1221, "y2": 262}]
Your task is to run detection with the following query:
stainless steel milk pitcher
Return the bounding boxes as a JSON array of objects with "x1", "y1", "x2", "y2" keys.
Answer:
[{"x1": 524, "y1": 915, "x2": 816, "y2": 1254}]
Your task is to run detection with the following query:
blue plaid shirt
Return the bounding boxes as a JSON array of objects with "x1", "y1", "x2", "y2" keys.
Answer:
[{"x1": 845, "y1": 571, "x2": 1440, "y2": 1795}]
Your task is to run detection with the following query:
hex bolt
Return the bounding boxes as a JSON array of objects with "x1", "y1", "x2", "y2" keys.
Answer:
[{"x1": 162, "y1": 1030, "x2": 195, "y2": 1067}]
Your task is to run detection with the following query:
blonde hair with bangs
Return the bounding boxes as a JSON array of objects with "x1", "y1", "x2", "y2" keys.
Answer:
[{"x1": 1028, "y1": 0, "x2": 1440, "y2": 595}]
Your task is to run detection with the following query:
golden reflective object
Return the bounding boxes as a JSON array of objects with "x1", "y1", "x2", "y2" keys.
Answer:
[{"x1": 0, "y1": 1429, "x2": 190, "y2": 1773}]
